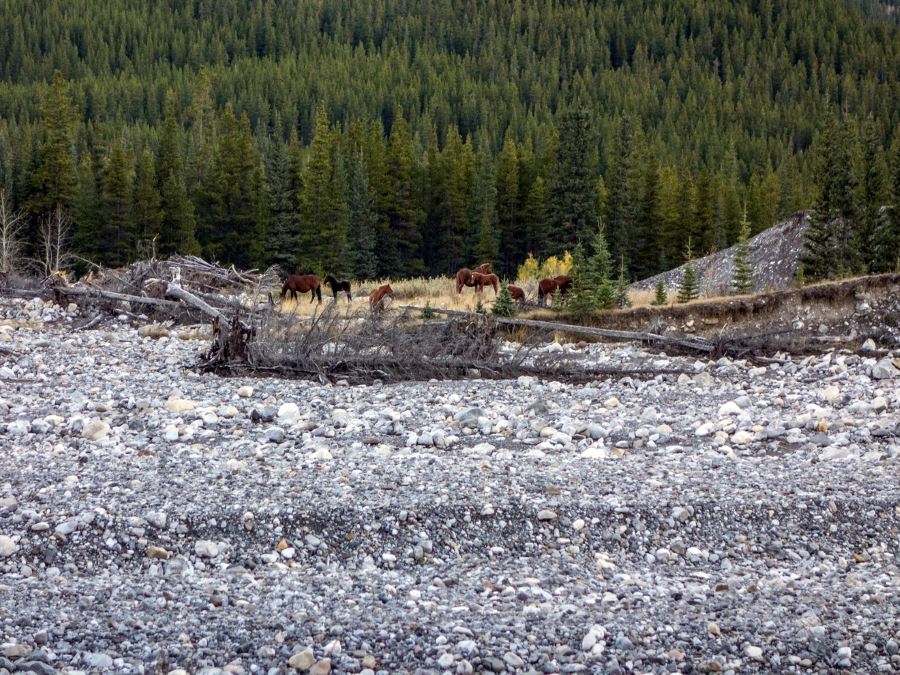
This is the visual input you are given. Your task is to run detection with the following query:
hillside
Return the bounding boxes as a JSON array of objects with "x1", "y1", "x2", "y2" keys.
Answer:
[
  {"x1": 633, "y1": 212, "x2": 809, "y2": 295},
  {"x1": 0, "y1": 0, "x2": 897, "y2": 282}
]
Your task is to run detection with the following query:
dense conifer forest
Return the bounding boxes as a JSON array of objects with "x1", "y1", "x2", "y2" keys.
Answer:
[{"x1": 0, "y1": 0, "x2": 898, "y2": 280}]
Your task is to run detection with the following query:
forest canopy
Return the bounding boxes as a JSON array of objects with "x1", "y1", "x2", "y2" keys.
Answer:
[{"x1": 0, "y1": 0, "x2": 897, "y2": 279}]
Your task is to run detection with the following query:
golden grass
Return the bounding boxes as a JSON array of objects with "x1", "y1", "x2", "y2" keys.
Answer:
[{"x1": 274, "y1": 275, "x2": 540, "y2": 316}]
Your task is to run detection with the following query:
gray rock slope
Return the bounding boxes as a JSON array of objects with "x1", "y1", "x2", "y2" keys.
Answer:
[{"x1": 633, "y1": 213, "x2": 809, "y2": 296}]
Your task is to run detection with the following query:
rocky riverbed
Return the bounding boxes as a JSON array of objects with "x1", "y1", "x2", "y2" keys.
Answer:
[{"x1": 1, "y1": 297, "x2": 899, "y2": 675}]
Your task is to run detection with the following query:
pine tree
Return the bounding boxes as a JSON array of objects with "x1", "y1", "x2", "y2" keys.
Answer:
[
  {"x1": 605, "y1": 115, "x2": 639, "y2": 269},
  {"x1": 347, "y1": 148, "x2": 377, "y2": 279},
  {"x1": 72, "y1": 156, "x2": 100, "y2": 261},
  {"x1": 523, "y1": 175, "x2": 549, "y2": 259},
  {"x1": 801, "y1": 114, "x2": 861, "y2": 281},
  {"x1": 731, "y1": 206, "x2": 754, "y2": 294},
  {"x1": 858, "y1": 118, "x2": 886, "y2": 272},
  {"x1": 133, "y1": 148, "x2": 162, "y2": 254},
  {"x1": 492, "y1": 283, "x2": 516, "y2": 317},
  {"x1": 547, "y1": 110, "x2": 597, "y2": 254},
  {"x1": 613, "y1": 255, "x2": 631, "y2": 308},
  {"x1": 677, "y1": 239, "x2": 700, "y2": 303},
  {"x1": 30, "y1": 71, "x2": 77, "y2": 227},
  {"x1": 98, "y1": 137, "x2": 135, "y2": 267},
  {"x1": 652, "y1": 280, "x2": 667, "y2": 306},
  {"x1": 265, "y1": 131, "x2": 300, "y2": 271},
  {"x1": 871, "y1": 135, "x2": 899, "y2": 272},
  {"x1": 157, "y1": 93, "x2": 199, "y2": 256},
  {"x1": 385, "y1": 111, "x2": 425, "y2": 276},
  {"x1": 496, "y1": 128, "x2": 520, "y2": 276},
  {"x1": 565, "y1": 244, "x2": 595, "y2": 320}
]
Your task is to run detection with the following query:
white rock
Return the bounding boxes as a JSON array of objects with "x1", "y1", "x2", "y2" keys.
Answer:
[
  {"x1": 162, "y1": 425, "x2": 179, "y2": 441},
  {"x1": 580, "y1": 444, "x2": 609, "y2": 459},
  {"x1": 437, "y1": 653, "x2": 455, "y2": 668},
  {"x1": 236, "y1": 386, "x2": 254, "y2": 398},
  {"x1": 164, "y1": 398, "x2": 196, "y2": 413},
  {"x1": 0, "y1": 535, "x2": 18, "y2": 557},
  {"x1": 309, "y1": 448, "x2": 333, "y2": 460},
  {"x1": 603, "y1": 397, "x2": 620, "y2": 408},
  {"x1": 572, "y1": 518, "x2": 586, "y2": 531},
  {"x1": 278, "y1": 402, "x2": 301, "y2": 424},
  {"x1": 871, "y1": 359, "x2": 899, "y2": 380},
  {"x1": 194, "y1": 540, "x2": 219, "y2": 558},
  {"x1": 820, "y1": 385, "x2": 840, "y2": 403},
  {"x1": 717, "y1": 401, "x2": 743, "y2": 417},
  {"x1": 731, "y1": 430, "x2": 754, "y2": 445},
  {"x1": 744, "y1": 645, "x2": 763, "y2": 661},
  {"x1": 536, "y1": 509, "x2": 557, "y2": 521},
  {"x1": 288, "y1": 647, "x2": 316, "y2": 670},
  {"x1": 81, "y1": 419, "x2": 110, "y2": 442}
]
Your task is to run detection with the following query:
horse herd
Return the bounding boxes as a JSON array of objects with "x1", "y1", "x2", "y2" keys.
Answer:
[
  {"x1": 455, "y1": 263, "x2": 572, "y2": 307},
  {"x1": 279, "y1": 263, "x2": 572, "y2": 311},
  {"x1": 280, "y1": 273, "x2": 394, "y2": 311}
]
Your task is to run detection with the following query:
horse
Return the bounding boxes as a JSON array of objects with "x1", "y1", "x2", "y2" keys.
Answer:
[
  {"x1": 323, "y1": 274, "x2": 352, "y2": 302},
  {"x1": 537, "y1": 275, "x2": 573, "y2": 307},
  {"x1": 470, "y1": 272, "x2": 499, "y2": 295},
  {"x1": 369, "y1": 283, "x2": 394, "y2": 312},
  {"x1": 280, "y1": 273, "x2": 322, "y2": 304},
  {"x1": 454, "y1": 263, "x2": 494, "y2": 293},
  {"x1": 507, "y1": 284, "x2": 526, "y2": 306}
]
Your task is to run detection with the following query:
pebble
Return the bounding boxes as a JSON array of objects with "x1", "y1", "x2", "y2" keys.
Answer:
[
  {"x1": 194, "y1": 540, "x2": 219, "y2": 558},
  {"x1": 81, "y1": 419, "x2": 110, "y2": 441},
  {"x1": 0, "y1": 535, "x2": 19, "y2": 557},
  {"x1": 288, "y1": 647, "x2": 315, "y2": 670}
]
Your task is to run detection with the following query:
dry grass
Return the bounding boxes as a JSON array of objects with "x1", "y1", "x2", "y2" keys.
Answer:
[{"x1": 274, "y1": 275, "x2": 541, "y2": 316}]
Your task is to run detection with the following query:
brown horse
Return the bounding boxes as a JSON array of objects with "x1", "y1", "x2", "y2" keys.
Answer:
[
  {"x1": 537, "y1": 275, "x2": 573, "y2": 307},
  {"x1": 455, "y1": 263, "x2": 494, "y2": 293},
  {"x1": 323, "y1": 274, "x2": 352, "y2": 302},
  {"x1": 281, "y1": 274, "x2": 322, "y2": 304},
  {"x1": 369, "y1": 283, "x2": 394, "y2": 311},
  {"x1": 471, "y1": 272, "x2": 499, "y2": 295},
  {"x1": 507, "y1": 284, "x2": 526, "y2": 306}
]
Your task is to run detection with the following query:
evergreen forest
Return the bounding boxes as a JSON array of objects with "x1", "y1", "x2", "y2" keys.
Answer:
[{"x1": 1, "y1": 0, "x2": 898, "y2": 281}]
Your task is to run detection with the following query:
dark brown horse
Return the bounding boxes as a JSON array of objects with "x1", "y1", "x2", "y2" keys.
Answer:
[
  {"x1": 507, "y1": 284, "x2": 526, "y2": 306},
  {"x1": 369, "y1": 283, "x2": 393, "y2": 312},
  {"x1": 281, "y1": 274, "x2": 322, "y2": 304},
  {"x1": 537, "y1": 275, "x2": 573, "y2": 306},
  {"x1": 323, "y1": 274, "x2": 352, "y2": 302},
  {"x1": 455, "y1": 263, "x2": 493, "y2": 293},
  {"x1": 471, "y1": 272, "x2": 499, "y2": 295}
]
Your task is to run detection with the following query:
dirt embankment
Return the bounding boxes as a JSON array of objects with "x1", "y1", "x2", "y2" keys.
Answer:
[{"x1": 558, "y1": 274, "x2": 900, "y2": 349}]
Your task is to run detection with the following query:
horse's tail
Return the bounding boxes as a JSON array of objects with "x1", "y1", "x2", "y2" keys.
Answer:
[
  {"x1": 315, "y1": 284, "x2": 322, "y2": 303},
  {"x1": 280, "y1": 280, "x2": 288, "y2": 298}
]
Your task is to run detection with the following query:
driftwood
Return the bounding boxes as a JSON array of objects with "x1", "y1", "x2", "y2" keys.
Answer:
[{"x1": 400, "y1": 305, "x2": 716, "y2": 354}]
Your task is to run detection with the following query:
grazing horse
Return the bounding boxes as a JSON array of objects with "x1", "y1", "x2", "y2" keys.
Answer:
[
  {"x1": 537, "y1": 275, "x2": 573, "y2": 307},
  {"x1": 454, "y1": 262, "x2": 494, "y2": 294},
  {"x1": 280, "y1": 273, "x2": 322, "y2": 304},
  {"x1": 323, "y1": 274, "x2": 352, "y2": 302},
  {"x1": 369, "y1": 283, "x2": 394, "y2": 312},
  {"x1": 470, "y1": 272, "x2": 500, "y2": 295},
  {"x1": 507, "y1": 284, "x2": 526, "y2": 306}
]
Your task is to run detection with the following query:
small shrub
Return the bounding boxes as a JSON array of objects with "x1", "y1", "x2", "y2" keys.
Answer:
[{"x1": 492, "y1": 284, "x2": 517, "y2": 317}]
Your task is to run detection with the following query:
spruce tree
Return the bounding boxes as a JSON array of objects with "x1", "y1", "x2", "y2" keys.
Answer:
[
  {"x1": 492, "y1": 283, "x2": 516, "y2": 317},
  {"x1": 565, "y1": 244, "x2": 595, "y2": 320},
  {"x1": 72, "y1": 156, "x2": 100, "y2": 261},
  {"x1": 731, "y1": 206, "x2": 754, "y2": 294},
  {"x1": 547, "y1": 110, "x2": 597, "y2": 253},
  {"x1": 496, "y1": 128, "x2": 520, "y2": 276},
  {"x1": 30, "y1": 71, "x2": 77, "y2": 229},
  {"x1": 652, "y1": 280, "x2": 667, "y2": 306},
  {"x1": 801, "y1": 114, "x2": 861, "y2": 281},
  {"x1": 347, "y1": 148, "x2": 377, "y2": 279},
  {"x1": 99, "y1": 138, "x2": 135, "y2": 267},
  {"x1": 385, "y1": 111, "x2": 425, "y2": 276},
  {"x1": 133, "y1": 148, "x2": 162, "y2": 254},
  {"x1": 871, "y1": 135, "x2": 899, "y2": 272},
  {"x1": 677, "y1": 239, "x2": 700, "y2": 303},
  {"x1": 614, "y1": 255, "x2": 631, "y2": 309},
  {"x1": 157, "y1": 93, "x2": 199, "y2": 256},
  {"x1": 858, "y1": 119, "x2": 886, "y2": 272}
]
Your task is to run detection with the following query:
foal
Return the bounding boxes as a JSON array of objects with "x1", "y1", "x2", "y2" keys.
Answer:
[{"x1": 323, "y1": 274, "x2": 352, "y2": 302}]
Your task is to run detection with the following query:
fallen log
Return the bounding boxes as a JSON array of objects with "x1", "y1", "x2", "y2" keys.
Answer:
[
  {"x1": 164, "y1": 282, "x2": 228, "y2": 321},
  {"x1": 52, "y1": 285, "x2": 185, "y2": 312},
  {"x1": 399, "y1": 305, "x2": 715, "y2": 353}
]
